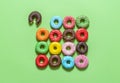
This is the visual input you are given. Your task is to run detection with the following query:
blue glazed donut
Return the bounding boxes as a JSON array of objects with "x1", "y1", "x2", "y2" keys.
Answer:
[
  {"x1": 62, "y1": 56, "x2": 74, "y2": 69},
  {"x1": 50, "y1": 16, "x2": 62, "y2": 29}
]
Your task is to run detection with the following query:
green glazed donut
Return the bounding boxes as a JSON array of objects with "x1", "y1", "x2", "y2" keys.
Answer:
[
  {"x1": 35, "y1": 41, "x2": 48, "y2": 54},
  {"x1": 76, "y1": 15, "x2": 89, "y2": 28}
]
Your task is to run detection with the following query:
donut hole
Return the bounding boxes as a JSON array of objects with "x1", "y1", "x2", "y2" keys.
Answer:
[
  {"x1": 40, "y1": 59, "x2": 44, "y2": 64},
  {"x1": 32, "y1": 15, "x2": 37, "y2": 22},
  {"x1": 41, "y1": 32, "x2": 45, "y2": 36},
  {"x1": 80, "y1": 32, "x2": 85, "y2": 37},
  {"x1": 53, "y1": 33, "x2": 58, "y2": 38},
  {"x1": 66, "y1": 46, "x2": 71, "y2": 50},
  {"x1": 40, "y1": 45, "x2": 45, "y2": 49},
  {"x1": 80, "y1": 19, "x2": 85, "y2": 23},
  {"x1": 67, "y1": 20, "x2": 72, "y2": 25},
  {"x1": 66, "y1": 60, "x2": 70, "y2": 64},
  {"x1": 54, "y1": 46, "x2": 57, "y2": 50},
  {"x1": 52, "y1": 58, "x2": 58, "y2": 64},
  {"x1": 66, "y1": 32, "x2": 72, "y2": 38},
  {"x1": 80, "y1": 45, "x2": 85, "y2": 51},
  {"x1": 54, "y1": 20, "x2": 59, "y2": 25},
  {"x1": 79, "y1": 59, "x2": 84, "y2": 63}
]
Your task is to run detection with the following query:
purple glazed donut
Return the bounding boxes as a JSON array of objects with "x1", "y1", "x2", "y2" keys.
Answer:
[
  {"x1": 75, "y1": 55, "x2": 88, "y2": 69},
  {"x1": 62, "y1": 42, "x2": 76, "y2": 56}
]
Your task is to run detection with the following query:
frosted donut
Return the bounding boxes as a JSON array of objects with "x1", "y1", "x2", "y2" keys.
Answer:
[
  {"x1": 50, "y1": 16, "x2": 62, "y2": 29},
  {"x1": 75, "y1": 55, "x2": 88, "y2": 69},
  {"x1": 62, "y1": 56, "x2": 74, "y2": 69},
  {"x1": 49, "y1": 30, "x2": 62, "y2": 42},
  {"x1": 49, "y1": 42, "x2": 62, "y2": 55},
  {"x1": 63, "y1": 16, "x2": 75, "y2": 29},
  {"x1": 62, "y1": 42, "x2": 76, "y2": 56},
  {"x1": 36, "y1": 28, "x2": 49, "y2": 41}
]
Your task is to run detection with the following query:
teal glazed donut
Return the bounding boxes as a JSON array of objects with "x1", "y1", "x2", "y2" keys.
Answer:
[
  {"x1": 50, "y1": 16, "x2": 62, "y2": 29},
  {"x1": 35, "y1": 41, "x2": 48, "y2": 54},
  {"x1": 76, "y1": 15, "x2": 89, "y2": 28},
  {"x1": 62, "y1": 56, "x2": 74, "y2": 69}
]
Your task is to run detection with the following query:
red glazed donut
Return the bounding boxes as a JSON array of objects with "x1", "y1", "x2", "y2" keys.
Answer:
[
  {"x1": 75, "y1": 28, "x2": 88, "y2": 42},
  {"x1": 35, "y1": 55, "x2": 48, "y2": 68},
  {"x1": 49, "y1": 30, "x2": 62, "y2": 42},
  {"x1": 63, "y1": 16, "x2": 75, "y2": 29}
]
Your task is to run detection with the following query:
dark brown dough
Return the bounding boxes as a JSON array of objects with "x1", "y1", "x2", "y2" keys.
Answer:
[
  {"x1": 76, "y1": 42, "x2": 88, "y2": 54},
  {"x1": 63, "y1": 29, "x2": 75, "y2": 41},
  {"x1": 49, "y1": 55, "x2": 61, "y2": 67},
  {"x1": 28, "y1": 11, "x2": 42, "y2": 26}
]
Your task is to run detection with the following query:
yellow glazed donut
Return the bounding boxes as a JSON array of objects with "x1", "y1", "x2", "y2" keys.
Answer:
[{"x1": 49, "y1": 42, "x2": 62, "y2": 54}]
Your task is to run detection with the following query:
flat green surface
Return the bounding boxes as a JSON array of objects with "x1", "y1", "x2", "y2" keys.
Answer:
[{"x1": 0, "y1": 0, "x2": 120, "y2": 83}]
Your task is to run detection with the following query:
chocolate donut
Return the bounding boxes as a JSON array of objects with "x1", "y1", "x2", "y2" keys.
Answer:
[
  {"x1": 76, "y1": 42, "x2": 88, "y2": 54},
  {"x1": 28, "y1": 11, "x2": 42, "y2": 26},
  {"x1": 63, "y1": 29, "x2": 75, "y2": 41},
  {"x1": 49, "y1": 55, "x2": 61, "y2": 67}
]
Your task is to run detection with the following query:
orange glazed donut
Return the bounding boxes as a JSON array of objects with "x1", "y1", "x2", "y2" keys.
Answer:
[{"x1": 36, "y1": 28, "x2": 49, "y2": 41}]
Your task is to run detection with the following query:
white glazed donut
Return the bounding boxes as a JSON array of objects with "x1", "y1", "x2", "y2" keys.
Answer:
[{"x1": 62, "y1": 42, "x2": 76, "y2": 56}]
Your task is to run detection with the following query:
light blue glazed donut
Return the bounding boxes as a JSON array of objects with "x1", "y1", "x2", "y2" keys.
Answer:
[
  {"x1": 62, "y1": 56, "x2": 74, "y2": 69},
  {"x1": 50, "y1": 16, "x2": 62, "y2": 29}
]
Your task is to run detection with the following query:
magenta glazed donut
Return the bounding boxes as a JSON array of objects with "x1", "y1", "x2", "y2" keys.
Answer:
[
  {"x1": 62, "y1": 42, "x2": 76, "y2": 56},
  {"x1": 75, "y1": 55, "x2": 88, "y2": 69},
  {"x1": 63, "y1": 16, "x2": 75, "y2": 29}
]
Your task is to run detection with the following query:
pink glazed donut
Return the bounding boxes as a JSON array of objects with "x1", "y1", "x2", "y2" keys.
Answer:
[
  {"x1": 75, "y1": 55, "x2": 88, "y2": 69},
  {"x1": 63, "y1": 16, "x2": 75, "y2": 29},
  {"x1": 62, "y1": 42, "x2": 76, "y2": 56}
]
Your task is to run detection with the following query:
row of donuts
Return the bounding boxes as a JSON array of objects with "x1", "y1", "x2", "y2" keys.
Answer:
[
  {"x1": 36, "y1": 54, "x2": 88, "y2": 69},
  {"x1": 36, "y1": 41, "x2": 88, "y2": 55},
  {"x1": 50, "y1": 16, "x2": 89, "y2": 29},
  {"x1": 36, "y1": 28, "x2": 88, "y2": 42}
]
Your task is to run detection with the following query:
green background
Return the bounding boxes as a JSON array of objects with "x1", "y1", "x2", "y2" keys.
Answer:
[{"x1": 0, "y1": 0, "x2": 120, "y2": 83}]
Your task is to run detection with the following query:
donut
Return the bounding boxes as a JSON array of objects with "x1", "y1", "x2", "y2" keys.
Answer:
[
  {"x1": 63, "y1": 29, "x2": 75, "y2": 41},
  {"x1": 75, "y1": 55, "x2": 88, "y2": 69},
  {"x1": 76, "y1": 42, "x2": 88, "y2": 54},
  {"x1": 49, "y1": 30, "x2": 62, "y2": 42},
  {"x1": 62, "y1": 42, "x2": 76, "y2": 56},
  {"x1": 35, "y1": 41, "x2": 48, "y2": 54},
  {"x1": 49, "y1": 55, "x2": 61, "y2": 67},
  {"x1": 28, "y1": 11, "x2": 42, "y2": 26},
  {"x1": 76, "y1": 28, "x2": 88, "y2": 42},
  {"x1": 62, "y1": 56, "x2": 74, "y2": 69},
  {"x1": 49, "y1": 42, "x2": 62, "y2": 55},
  {"x1": 76, "y1": 15, "x2": 89, "y2": 28},
  {"x1": 50, "y1": 16, "x2": 62, "y2": 29},
  {"x1": 35, "y1": 54, "x2": 48, "y2": 68},
  {"x1": 36, "y1": 28, "x2": 49, "y2": 41},
  {"x1": 63, "y1": 16, "x2": 75, "y2": 29}
]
